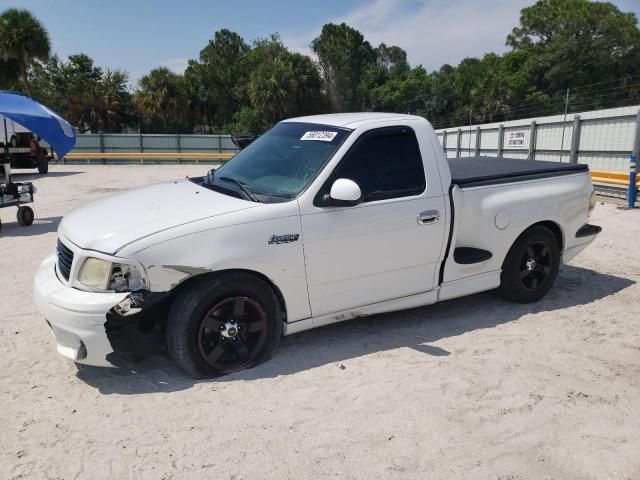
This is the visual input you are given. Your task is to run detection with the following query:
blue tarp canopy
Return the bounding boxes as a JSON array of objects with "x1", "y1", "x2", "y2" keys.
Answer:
[{"x1": 0, "y1": 91, "x2": 76, "y2": 159}]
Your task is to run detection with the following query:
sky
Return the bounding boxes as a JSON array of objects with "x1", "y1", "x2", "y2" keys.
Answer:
[{"x1": 4, "y1": 0, "x2": 640, "y2": 86}]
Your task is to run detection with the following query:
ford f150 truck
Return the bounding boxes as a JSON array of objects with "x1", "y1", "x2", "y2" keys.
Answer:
[{"x1": 34, "y1": 113, "x2": 601, "y2": 376}]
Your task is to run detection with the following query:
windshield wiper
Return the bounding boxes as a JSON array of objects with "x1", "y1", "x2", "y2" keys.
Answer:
[{"x1": 219, "y1": 176, "x2": 259, "y2": 202}]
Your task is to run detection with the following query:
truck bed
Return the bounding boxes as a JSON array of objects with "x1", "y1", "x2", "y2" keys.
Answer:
[{"x1": 448, "y1": 156, "x2": 588, "y2": 188}]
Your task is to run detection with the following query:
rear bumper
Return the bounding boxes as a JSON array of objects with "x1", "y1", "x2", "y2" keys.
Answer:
[{"x1": 33, "y1": 253, "x2": 128, "y2": 367}]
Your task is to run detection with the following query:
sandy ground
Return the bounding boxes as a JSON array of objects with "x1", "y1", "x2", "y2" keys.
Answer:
[{"x1": 1, "y1": 164, "x2": 639, "y2": 480}]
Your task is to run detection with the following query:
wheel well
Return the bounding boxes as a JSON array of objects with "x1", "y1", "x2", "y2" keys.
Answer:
[
  {"x1": 532, "y1": 220, "x2": 564, "y2": 251},
  {"x1": 169, "y1": 269, "x2": 288, "y2": 322}
]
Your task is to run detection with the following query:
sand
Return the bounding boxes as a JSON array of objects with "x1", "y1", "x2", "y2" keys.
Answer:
[{"x1": 1, "y1": 164, "x2": 639, "y2": 480}]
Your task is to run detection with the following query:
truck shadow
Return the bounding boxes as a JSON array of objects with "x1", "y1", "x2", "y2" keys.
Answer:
[
  {"x1": 0, "y1": 216, "x2": 61, "y2": 237},
  {"x1": 75, "y1": 265, "x2": 634, "y2": 395},
  {"x1": 11, "y1": 171, "x2": 84, "y2": 179}
]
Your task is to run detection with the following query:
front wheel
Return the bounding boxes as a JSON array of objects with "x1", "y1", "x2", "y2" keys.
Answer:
[
  {"x1": 498, "y1": 225, "x2": 560, "y2": 303},
  {"x1": 167, "y1": 273, "x2": 282, "y2": 376}
]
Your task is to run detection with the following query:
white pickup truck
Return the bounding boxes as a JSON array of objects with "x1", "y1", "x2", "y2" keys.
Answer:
[{"x1": 34, "y1": 113, "x2": 601, "y2": 376}]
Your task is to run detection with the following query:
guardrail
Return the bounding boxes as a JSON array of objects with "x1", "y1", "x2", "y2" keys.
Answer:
[
  {"x1": 58, "y1": 152, "x2": 235, "y2": 164},
  {"x1": 591, "y1": 170, "x2": 639, "y2": 186}
]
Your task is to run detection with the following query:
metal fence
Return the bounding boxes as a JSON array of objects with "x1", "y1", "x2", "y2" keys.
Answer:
[
  {"x1": 435, "y1": 105, "x2": 640, "y2": 202},
  {"x1": 65, "y1": 133, "x2": 239, "y2": 164},
  {"x1": 436, "y1": 105, "x2": 639, "y2": 171}
]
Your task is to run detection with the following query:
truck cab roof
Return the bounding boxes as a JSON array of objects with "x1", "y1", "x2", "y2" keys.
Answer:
[{"x1": 281, "y1": 112, "x2": 426, "y2": 129}]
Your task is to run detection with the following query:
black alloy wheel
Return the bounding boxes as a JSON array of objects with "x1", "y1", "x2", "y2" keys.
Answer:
[
  {"x1": 518, "y1": 240, "x2": 553, "y2": 292},
  {"x1": 197, "y1": 296, "x2": 269, "y2": 372},
  {"x1": 167, "y1": 273, "x2": 282, "y2": 376},
  {"x1": 499, "y1": 225, "x2": 560, "y2": 303}
]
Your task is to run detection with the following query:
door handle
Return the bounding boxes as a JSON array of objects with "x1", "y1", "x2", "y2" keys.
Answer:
[{"x1": 417, "y1": 210, "x2": 440, "y2": 225}]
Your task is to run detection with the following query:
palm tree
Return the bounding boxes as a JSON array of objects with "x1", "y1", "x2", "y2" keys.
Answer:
[
  {"x1": 136, "y1": 67, "x2": 188, "y2": 131},
  {"x1": 248, "y1": 60, "x2": 291, "y2": 123},
  {"x1": 0, "y1": 8, "x2": 51, "y2": 96}
]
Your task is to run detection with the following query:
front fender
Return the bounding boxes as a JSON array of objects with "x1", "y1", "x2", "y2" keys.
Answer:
[{"x1": 121, "y1": 203, "x2": 311, "y2": 322}]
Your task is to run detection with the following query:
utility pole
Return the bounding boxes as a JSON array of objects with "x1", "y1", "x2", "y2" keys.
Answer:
[
  {"x1": 559, "y1": 88, "x2": 570, "y2": 162},
  {"x1": 467, "y1": 109, "x2": 472, "y2": 155}
]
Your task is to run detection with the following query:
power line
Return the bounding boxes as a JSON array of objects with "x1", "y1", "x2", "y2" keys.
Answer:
[
  {"x1": 399, "y1": 72, "x2": 640, "y2": 129},
  {"x1": 428, "y1": 81, "x2": 640, "y2": 129}
]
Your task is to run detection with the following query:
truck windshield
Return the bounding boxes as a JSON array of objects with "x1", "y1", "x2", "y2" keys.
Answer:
[{"x1": 212, "y1": 122, "x2": 350, "y2": 200}]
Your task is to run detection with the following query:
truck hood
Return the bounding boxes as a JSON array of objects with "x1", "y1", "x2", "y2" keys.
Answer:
[{"x1": 59, "y1": 179, "x2": 258, "y2": 254}]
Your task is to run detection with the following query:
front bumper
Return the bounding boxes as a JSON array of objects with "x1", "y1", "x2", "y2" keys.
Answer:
[{"x1": 33, "y1": 253, "x2": 128, "y2": 367}]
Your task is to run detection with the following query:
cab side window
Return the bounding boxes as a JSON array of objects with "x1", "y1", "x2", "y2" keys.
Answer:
[{"x1": 333, "y1": 127, "x2": 426, "y2": 202}]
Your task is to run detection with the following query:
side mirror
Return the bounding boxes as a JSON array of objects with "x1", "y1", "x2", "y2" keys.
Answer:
[{"x1": 328, "y1": 178, "x2": 362, "y2": 206}]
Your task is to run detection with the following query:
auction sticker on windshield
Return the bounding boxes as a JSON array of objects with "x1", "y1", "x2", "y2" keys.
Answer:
[{"x1": 300, "y1": 131, "x2": 338, "y2": 142}]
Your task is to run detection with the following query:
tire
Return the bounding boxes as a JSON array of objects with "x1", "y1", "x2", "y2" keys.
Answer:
[
  {"x1": 17, "y1": 206, "x2": 34, "y2": 226},
  {"x1": 37, "y1": 157, "x2": 48, "y2": 174},
  {"x1": 167, "y1": 273, "x2": 282, "y2": 376},
  {"x1": 498, "y1": 225, "x2": 560, "y2": 303}
]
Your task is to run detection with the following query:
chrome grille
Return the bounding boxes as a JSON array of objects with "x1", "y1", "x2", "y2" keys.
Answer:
[{"x1": 56, "y1": 240, "x2": 74, "y2": 280}]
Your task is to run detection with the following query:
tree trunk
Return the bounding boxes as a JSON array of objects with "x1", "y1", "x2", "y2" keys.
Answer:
[{"x1": 20, "y1": 62, "x2": 32, "y2": 97}]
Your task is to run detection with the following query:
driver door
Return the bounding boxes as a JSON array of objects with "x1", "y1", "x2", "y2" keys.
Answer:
[{"x1": 300, "y1": 126, "x2": 447, "y2": 317}]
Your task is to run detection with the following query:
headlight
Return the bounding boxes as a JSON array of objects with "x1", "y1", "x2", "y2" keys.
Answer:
[
  {"x1": 77, "y1": 257, "x2": 146, "y2": 292},
  {"x1": 109, "y1": 263, "x2": 146, "y2": 292},
  {"x1": 78, "y1": 258, "x2": 112, "y2": 289}
]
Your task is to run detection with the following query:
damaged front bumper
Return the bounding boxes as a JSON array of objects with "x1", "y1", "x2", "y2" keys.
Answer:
[{"x1": 34, "y1": 253, "x2": 130, "y2": 367}]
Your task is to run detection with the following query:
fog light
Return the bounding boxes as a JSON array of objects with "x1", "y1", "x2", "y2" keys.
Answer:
[{"x1": 77, "y1": 341, "x2": 87, "y2": 360}]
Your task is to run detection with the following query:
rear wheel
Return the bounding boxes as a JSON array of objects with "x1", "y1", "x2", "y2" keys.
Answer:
[
  {"x1": 17, "y1": 206, "x2": 34, "y2": 226},
  {"x1": 167, "y1": 273, "x2": 282, "y2": 376},
  {"x1": 499, "y1": 225, "x2": 560, "y2": 303}
]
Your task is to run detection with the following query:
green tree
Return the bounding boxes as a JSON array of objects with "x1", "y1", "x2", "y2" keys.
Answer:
[
  {"x1": 31, "y1": 53, "x2": 132, "y2": 132},
  {"x1": 248, "y1": 59, "x2": 291, "y2": 123},
  {"x1": 0, "y1": 8, "x2": 50, "y2": 96},
  {"x1": 224, "y1": 106, "x2": 269, "y2": 134},
  {"x1": 32, "y1": 53, "x2": 103, "y2": 130},
  {"x1": 312, "y1": 23, "x2": 376, "y2": 111},
  {"x1": 244, "y1": 35, "x2": 324, "y2": 123},
  {"x1": 507, "y1": 0, "x2": 640, "y2": 92},
  {"x1": 287, "y1": 52, "x2": 324, "y2": 116},
  {"x1": 370, "y1": 66, "x2": 431, "y2": 113},
  {"x1": 136, "y1": 67, "x2": 189, "y2": 131},
  {"x1": 185, "y1": 29, "x2": 250, "y2": 129},
  {"x1": 92, "y1": 69, "x2": 134, "y2": 132},
  {"x1": 0, "y1": 57, "x2": 20, "y2": 89},
  {"x1": 372, "y1": 43, "x2": 410, "y2": 82}
]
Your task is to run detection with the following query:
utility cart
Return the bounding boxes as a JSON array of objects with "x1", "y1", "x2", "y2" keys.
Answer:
[
  {"x1": 1, "y1": 118, "x2": 35, "y2": 231},
  {"x1": 0, "y1": 166, "x2": 35, "y2": 231}
]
